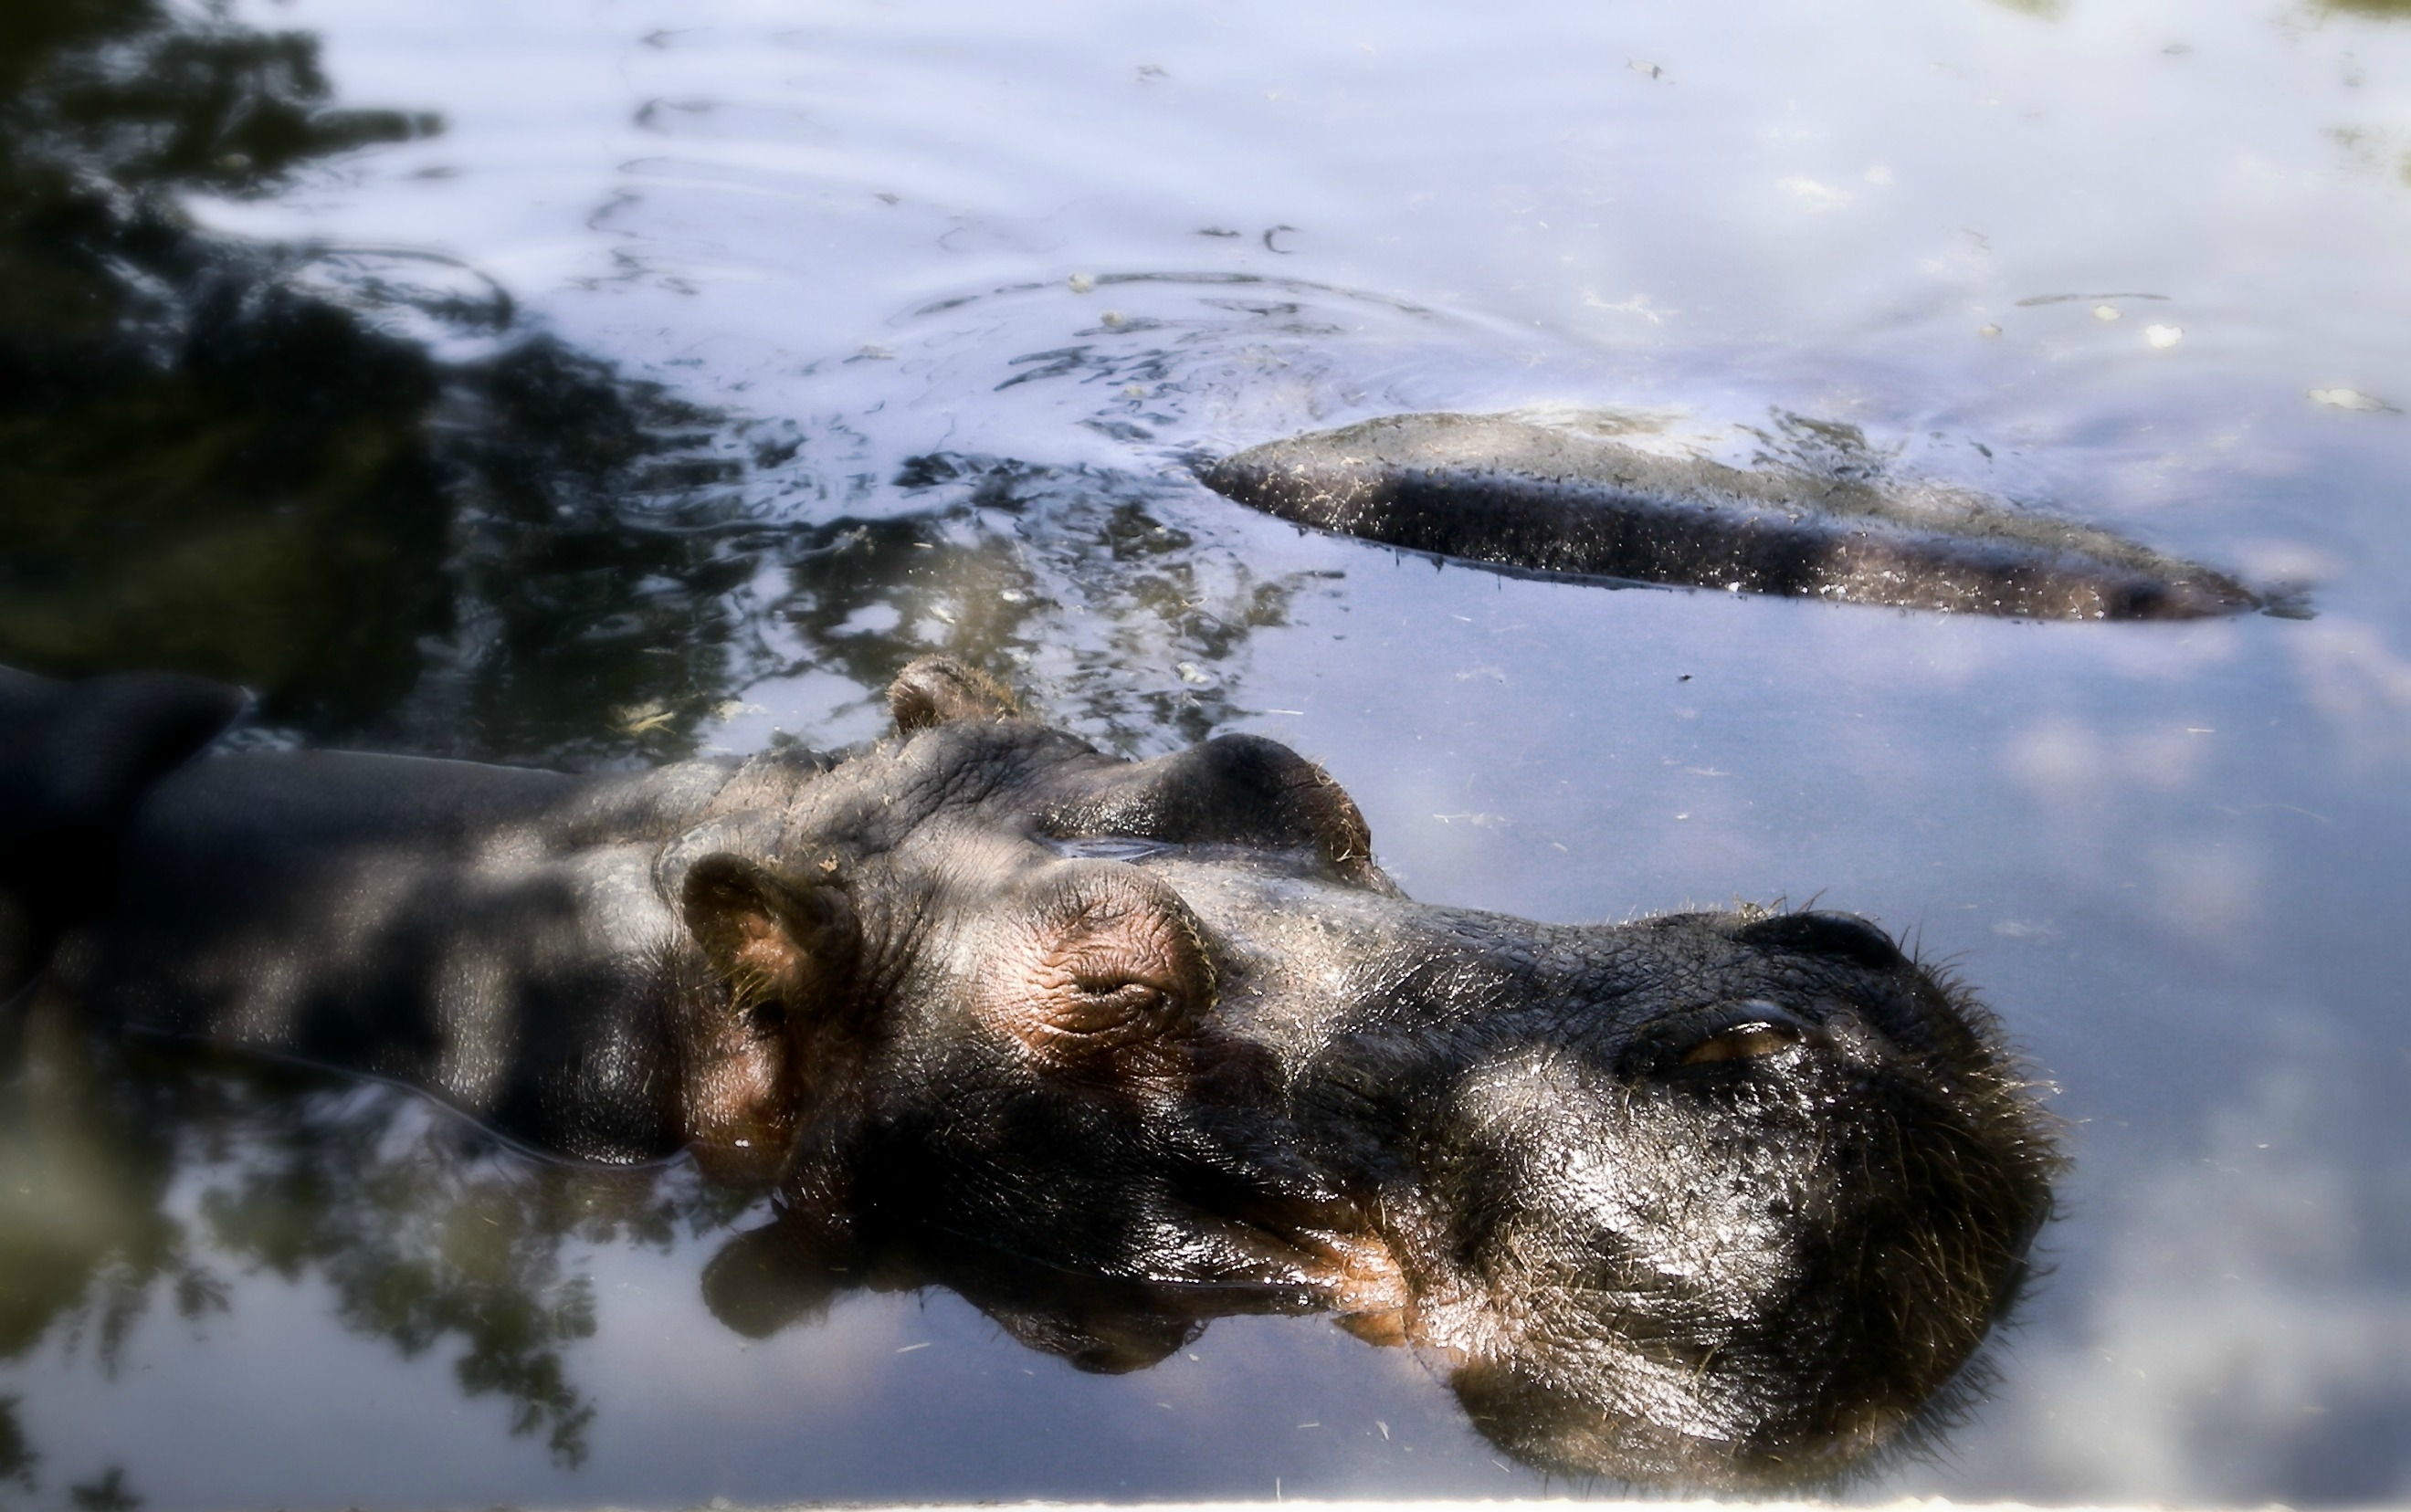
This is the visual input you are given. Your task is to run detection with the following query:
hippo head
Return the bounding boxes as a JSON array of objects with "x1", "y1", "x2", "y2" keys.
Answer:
[{"x1": 673, "y1": 659, "x2": 2059, "y2": 1488}]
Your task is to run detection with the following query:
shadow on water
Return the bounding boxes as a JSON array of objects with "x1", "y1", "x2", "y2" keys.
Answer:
[
  {"x1": 0, "y1": 0, "x2": 1330, "y2": 771},
  {"x1": 0, "y1": 0, "x2": 774, "y2": 758}
]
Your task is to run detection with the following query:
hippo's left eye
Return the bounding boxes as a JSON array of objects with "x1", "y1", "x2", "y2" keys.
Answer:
[
  {"x1": 1055, "y1": 976, "x2": 1175, "y2": 1036},
  {"x1": 983, "y1": 863, "x2": 1215, "y2": 1065},
  {"x1": 1681, "y1": 1020, "x2": 1805, "y2": 1065},
  {"x1": 1668, "y1": 1001, "x2": 1821, "y2": 1068}
]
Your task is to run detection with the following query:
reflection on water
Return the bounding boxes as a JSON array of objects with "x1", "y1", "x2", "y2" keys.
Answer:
[
  {"x1": 0, "y1": 0, "x2": 439, "y2": 729},
  {"x1": 0, "y1": 1003, "x2": 730, "y2": 1492},
  {"x1": 0, "y1": 0, "x2": 1332, "y2": 769},
  {"x1": 3, "y1": 0, "x2": 2411, "y2": 1502},
  {"x1": 1989, "y1": 1024, "x2": 2411, "y2": 1504},
  {"x1": 0, "y1": 0, "x2": 769, "y2": 754}
]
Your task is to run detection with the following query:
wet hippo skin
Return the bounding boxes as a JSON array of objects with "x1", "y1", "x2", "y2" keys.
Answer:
[
  {"x1": 1201, "y1": 412, "x2": 2264, "y2": 619},
  {"x1": 2, "y1": 657, "x2": 2059, "y2": 1488}
]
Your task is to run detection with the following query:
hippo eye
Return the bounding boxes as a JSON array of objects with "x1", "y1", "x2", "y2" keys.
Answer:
[
  {"x1": 1672, "y1": 1002, "x2": 1818, "y2": 1066},
  {"x1": 1056, "y1": 977, "x2": 1174, "y2": 1035},
  {"x1": 983, "y1": 863, "x2": 1215, "y2": 1065},
  {"x1": 1680, "y1": 1021, "x2": 1804, "y2": 1065}
]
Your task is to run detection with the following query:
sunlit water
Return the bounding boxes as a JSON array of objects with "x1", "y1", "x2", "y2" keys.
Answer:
[{"x1": 5, "y1": 0, "x2": 2411, "y2": 1506}]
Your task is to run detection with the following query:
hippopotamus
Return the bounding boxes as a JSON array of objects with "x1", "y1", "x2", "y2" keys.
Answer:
[
  {"x1": 1201, "y1": 411, "x2": 2264, "y2": 620},
  {"x1": 0, "y1": 657, "x2": 2058, "y2": 1488}
]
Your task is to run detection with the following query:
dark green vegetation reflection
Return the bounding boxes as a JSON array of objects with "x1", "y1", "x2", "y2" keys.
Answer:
[
  {"x1": 0, "y1": 991, "x2": 753, "y2": 1506},
  {"x1": 0, "y1": 0, "x2": 754, "y2": 757},
  {"x1": 0, "y1": 0, "x2": 1311, "y2": 767}
]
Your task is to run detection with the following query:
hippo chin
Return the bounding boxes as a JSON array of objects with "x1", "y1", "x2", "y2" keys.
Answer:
[{"x1": 1, "y1": 657, "x2": 2058, "y2": 1489}]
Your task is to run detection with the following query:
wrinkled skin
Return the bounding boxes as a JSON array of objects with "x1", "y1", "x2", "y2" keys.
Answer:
[{"x1": 0, "y1": 658, "x2": 2058, "y2": 1489}]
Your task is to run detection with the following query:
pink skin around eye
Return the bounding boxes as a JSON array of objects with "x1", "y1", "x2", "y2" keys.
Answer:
[{"x1": 978, "y1": 871, "x2": 1211, "y2": 1063}]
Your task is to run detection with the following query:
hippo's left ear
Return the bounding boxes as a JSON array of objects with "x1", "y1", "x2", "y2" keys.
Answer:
[
  {"x1": 888, "y1": 656, "x2": 1021, "y2": 732},
  {"x1": 680, "y1": 854, "x2": 858, "y2": 1013}
]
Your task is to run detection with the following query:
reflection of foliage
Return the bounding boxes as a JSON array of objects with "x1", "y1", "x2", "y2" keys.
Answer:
[
  {"x1": 0, "y1": 1013, "x2": 228, "y2": 1381},
  {"x1": 0, "y1": 1013, "x2": 229, "y2": 1512},
  {"x1": 0, "y1": 0, "x2": 780, "y2": 760},
  {"x1": 0, "y1": 0, "x2": 441, "y2": 730},
  {"x1": 2313, "y1": 0, "x2": 2411, "y2": 15},
  {"x1": 0, "y1": 0, "x2": 434, "y2": 198},
  {"x1": 203, "y1": 1148, "x2": 606, "y2": 1465},
  {"x1": 181, "y1": 1085, "x2": 753, "y2": 1467},
  {"x1": 65, "y1": 1466, "x2": 139, "y2": 1512},
  {"x1": 416, "y1": 340, "x2": 773, "y2": 767},
  {"x1": 0, "y1": 281, "x2": 457, "y2": 730},
  {"x1": 1, "y1": 1013, "x2": 756, "y2": 1474},
  {"x1": 0, "y1": 0, "x2": 1321, "y2": 771},
  {"x1": 0, "y1": 1396, "x2": 33, "y2": 1495}
]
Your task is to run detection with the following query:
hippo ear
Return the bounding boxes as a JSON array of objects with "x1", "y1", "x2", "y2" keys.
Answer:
[
  {"x1": 888, "y1": 656, "x2": 1021, "y2": 732},
  {"x1": 680, "y1": 854, "x2": 858, "y2": 1011}
]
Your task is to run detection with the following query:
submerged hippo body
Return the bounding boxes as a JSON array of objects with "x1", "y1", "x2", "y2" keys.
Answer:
[
  {"x1": 1, "y1": 658, "x2": 2058, "y2": 1487},
  {"x1": 1202, "y1": 412, "x2": 2262, "y2": 620}
]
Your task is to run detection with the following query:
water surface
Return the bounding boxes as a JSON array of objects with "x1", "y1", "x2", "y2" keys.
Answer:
[{"x1": 5, "y1": 0, "x2": 2411, "y2": 1505}]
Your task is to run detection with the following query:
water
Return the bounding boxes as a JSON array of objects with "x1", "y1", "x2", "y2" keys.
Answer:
[{"x1": 4, "y1": 0, "x2": 2411, "y2": 1505}]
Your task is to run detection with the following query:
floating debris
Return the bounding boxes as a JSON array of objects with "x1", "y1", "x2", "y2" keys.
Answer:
[
  {"x1": 2146, "y1": 324, "x2": 2185, "y2": 348},
  {"x1": 611, "y1": 701, "x2": 676, "y2": 735},
  {"x1": 1198, "y1": 413, "x2": 2263, "y2": 620}
]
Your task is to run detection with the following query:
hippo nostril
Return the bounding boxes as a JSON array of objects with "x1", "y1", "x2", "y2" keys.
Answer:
[{"x1": 1731, "y1": 909, "x2": 1908, "y2": 971}]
